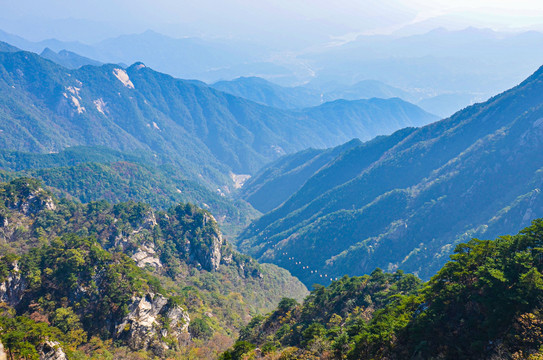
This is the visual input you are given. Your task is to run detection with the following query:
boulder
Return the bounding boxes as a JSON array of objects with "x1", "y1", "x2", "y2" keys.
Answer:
[
  {"x1": 37, "y1": 341, "x2": 67, "y2": 360},
  {"x1": 115, "y1": 293, "x2": 190, "y2": 353}
]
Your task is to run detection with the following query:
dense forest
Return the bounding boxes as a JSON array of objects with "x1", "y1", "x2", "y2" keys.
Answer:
[
  {"x1": 0, "y1": 146, "x2": 259, "y2": 236},
  {"x1": 239, "y1": 64, "x2": 543, "y2": 285},
  {"x1": 0, "y1": 178, "x2": 307, "y2": 359},
  {"x1": 0, "y1": 35, "x2": 542, "y2": 360},
  {"x1": 223, "y1": 219, "x2": 543, "y2": 359}
]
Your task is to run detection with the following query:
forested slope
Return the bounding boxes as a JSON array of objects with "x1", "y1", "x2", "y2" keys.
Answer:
[
  {"x1": 224, "y1": 219, "x2": 543, "y2": 359},
  {"x1": 239, "y1": 65, "x2": 543, "y2": 285},
  {"x1": 0, "y1": 178, "x2": 307, "y2": 359}
]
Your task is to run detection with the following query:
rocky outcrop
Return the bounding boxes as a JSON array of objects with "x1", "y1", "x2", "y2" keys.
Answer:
[
  {"x1": 142, "y1": 211, "x2": 158, "y2": 229},
  {"x1": 0, "y1": 262, "x2": 27, "y2": 307},
  {"x1": 13, "y1": 189, "x2": 56, "y2": 216},
  {"x1": 0, "y1": 341, "x2": 6, "y2": 360},
  {"x1": 194, "y1": 234, "x2": 223, "y2": 271},
  {"x1": 190, "y1": 213, "x2": 224, "y2": 271},
  {"x1": 113, "y1": 208, "x2": 225, "y2": 273},
  {"x1": 208, "y1": 234, "x2": 223, "y2": 271},
  {"x1": 113, "y1": 210, "x2": 164, "y2": 271},
  {"x1": 115, "y1": 293, "x2": 190, "y2": 353},
  {"x1": 37, "y1": 341, "x2": 67, "y2": 360},
  {"x1": 132, "y1": 243, "x2": 162, "y2": 270}
]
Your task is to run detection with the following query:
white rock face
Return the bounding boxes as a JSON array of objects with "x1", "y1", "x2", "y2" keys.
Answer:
[
  {"x1": 132, "y1": 243, "x2": 162, "y2": 270},
  {"x1": 113, "y1": 68, "x2": 135, "y2": 89},
  {"x1": 0, "y1": 262, "x2": 27, "y2": 307},
  {"x1": 66, "y1": 86, "x2": 81, "y2": 98},
  {"x1": 93, "y1": 98, "x2": 107, "y2": 115},
  {"x1": 65, "y1": 86, "x2": 85, "y2": 114},
  {"x1": 37, "y1": 341, "x2": 67, "y2": 360},
  {"x1": 70, "y1": 96, "x2": 85, "y2": 114},
  {"x1": 115, "y1": 293, "x2": 190, "y2": 352},
  {"x1": 230, "y1": 173, "x2": 251, "y2": 189},
  {"x1": 0, "y1": 341, "x2": 7, "y2": 360}
]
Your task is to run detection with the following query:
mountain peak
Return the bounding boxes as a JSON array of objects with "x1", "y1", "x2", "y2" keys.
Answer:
[
  {"x1": 129, "y1": 61, "x2": 147, "y2": 70},
  {"x1": 40, "y1": 47, "x2": 56, "y2": 56}
]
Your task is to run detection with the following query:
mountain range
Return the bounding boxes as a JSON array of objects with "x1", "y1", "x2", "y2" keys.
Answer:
[
  {"x1": 211, "y1": 77, "x2": 410, "y2": 110},
  {"x1": 212, "y1": 76, "x2": 484, "y2": 118},
  {"x1": 0, "y1": 29, "x2": 260, "y2": 81},
  {"x1": 238, "y1": 64, "x2": 543, "y2": 285},
  {"x1": 0, "y1": 24, "x2": 542, "y2": 360},
  {"x1": 304, "y1": 27, "x2": 543, "y2": 94},
  {"x1": 40, "y1": 47, "x2": 103, "y2": 69},
  {"x1": 2, "y1": 27, "x2": 543, "y2": 118},
  {"x1": 0, "y1": 46, "x2": 437, "y2": 190},
  {"x1": 211, "y1": 77, "x2": 321, "y2": 110}
]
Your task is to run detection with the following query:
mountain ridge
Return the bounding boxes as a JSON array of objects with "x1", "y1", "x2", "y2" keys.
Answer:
[
  {"x1": 0, "y1": 48, "x2": 437, "y2": 190},
  {"x1": 40, "y1": 47, "x2": 103, "y2": 69},
  {"x1": 223, "y1": 219, "x2": 543, "y2": 360},
  {"x1": 238, "y1": 64, "x2": 543, "y2": 285}
]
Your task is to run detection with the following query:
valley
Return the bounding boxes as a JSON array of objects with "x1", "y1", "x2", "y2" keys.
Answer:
[
  {"x1": 0, "y1": 7, "x2": 543, "y2": 358},
  {"x1": 239, "y1": 65, "x2": 543, "y2": 285}
]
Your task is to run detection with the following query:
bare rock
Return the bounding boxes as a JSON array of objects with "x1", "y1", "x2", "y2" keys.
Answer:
[
  {"x1": 13, "y1": 190, "x2": 56, "y2": 216},
  {"x1": 142, "y1": 211, "x2": 157, "y2": 229},
  {"x1": 0, "y1": 262, "x2": 27, "y2": 307},
  {"x1": 192, "y1": 213, "x2": 224, "y2": 271},
  {"x1": 0, "y1": 341, "x2": 7, "y2": 360},
  {"x1": 37, "y1": 341, "x2": 67, "y2": 360},
  {"x1": 115, "y1": 293, "x2": 190, "y2": 353},
  {"x1": 131, "y1": 243, "x2": 162, "y2": 270}
]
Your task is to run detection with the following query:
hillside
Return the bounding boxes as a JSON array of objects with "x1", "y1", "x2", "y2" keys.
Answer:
[
  {"x1": 0, "y1": 40, "x2": 19, "y2": 53},
  {"x1": 299, "y1": 98, "x2": 436, "y2": 145},
  {"x1": 0, "y1": 178, "x2": 307, "y2": 359},
  {"x1": 238, "y1": 65, "x2": 543, "y2": 285},
  {"x1": 224, "y1": 219, "x2": 543, "y2": 360},
  {"x1": 0, "y1": 146, "x2": 259, "y2": 235},
  {"x1": 0, "y1": 48, "x2": 437, "y2": 192},
  {"x1": 239, "y1": 139, "x2": 363, "y2": 213}
]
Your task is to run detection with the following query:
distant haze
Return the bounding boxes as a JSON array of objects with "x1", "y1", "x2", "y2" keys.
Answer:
[
  {"x1": 2, "y1": 0, "x2": 543, "y2": 118},
  {"x1": 1, "y1": 0, "x2": 542, "y2": 44}
]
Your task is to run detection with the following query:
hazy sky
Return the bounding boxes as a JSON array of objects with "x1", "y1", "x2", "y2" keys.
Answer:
[{"x1": 1, "y1": 0, "x2": 543, "y2": 43}]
